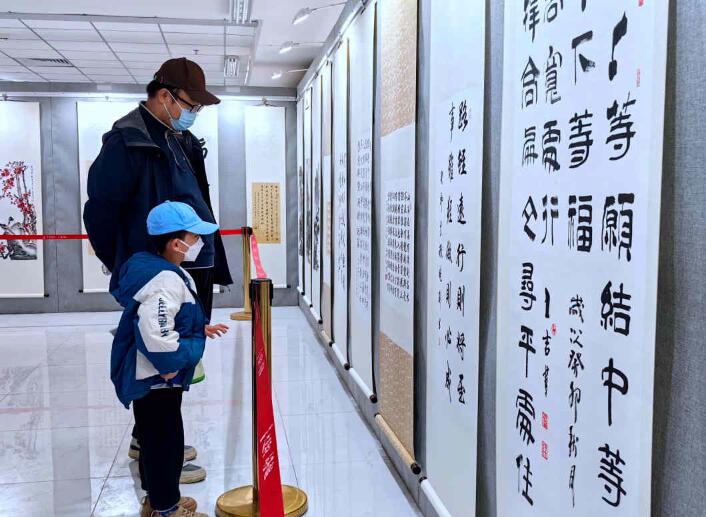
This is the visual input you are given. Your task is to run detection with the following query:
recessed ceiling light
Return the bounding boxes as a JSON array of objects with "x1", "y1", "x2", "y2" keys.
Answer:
[
  {"x1": 279, "y1": 41, "x2": 295, "y2": 54},
  {"x1": 292, "y1": 8, "x2": 313, "y2": 25},
  {"x1": 291, "y1": 3, "x2": 346, "y2": 26},
  {"x1": 271, "y1": 70, "x2": 283, "y2": 80}
]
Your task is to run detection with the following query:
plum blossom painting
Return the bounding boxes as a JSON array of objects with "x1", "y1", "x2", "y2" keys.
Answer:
[{"x1": 0, "y1": 102, "x2": 44, "y2": 297}]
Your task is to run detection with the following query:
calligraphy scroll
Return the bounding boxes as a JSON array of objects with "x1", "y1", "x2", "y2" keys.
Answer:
[
  {"x1": 251, "y1": 182, "x2": 281, "y2": 244},
  {"x1": 245, "y1": 105, "x2": 287, "y2": 287},
  {"x1": 332, "y1": 39, "x2": 349, "y2": 365},
  {"x1": 348, "y1": 2, "x2": 376, "y2": 395},
  {"x1": 0, "y1": 102, "x2": 44, "y2": 298},
  {"x1": 424, "y1": 1, "x2": 485, "y2": 515},
  {"x1": 378, "y1": 0, "x2": 417, "y2": 458},
  {"x1": 304, "y1": 89, "x2": 313, "y2": 305},
  {"x1": 311, "y1": 76, "x2": 323, "y2": 318},
  {"x1": 297, "y1": 99, "x2": 305, "y2": 294},
  {"x1": 497, "y1": 2, "x2": 669, "y2": 516},
  {"x1": 321, "y1": 62, "x2": 334, "y2": 338}
]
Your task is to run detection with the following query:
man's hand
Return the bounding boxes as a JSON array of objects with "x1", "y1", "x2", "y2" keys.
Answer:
[
  {"x1": 160, "y1": 372, "x2": 178, "y2": 380},
  {"x1": 205, "y1": 323, "x2": 230, "y2": 339}
]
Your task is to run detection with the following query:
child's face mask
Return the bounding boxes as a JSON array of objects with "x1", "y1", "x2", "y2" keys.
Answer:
[{"x1": 177, "y1": 236, "x2": 203, "y2": 262}]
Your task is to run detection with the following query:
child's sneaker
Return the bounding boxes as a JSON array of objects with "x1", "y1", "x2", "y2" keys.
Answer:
[
  {"x1": 141, "y1": 497, "x2": 197, "y2": 517},
  {"x1": 179, "y1": 463, "x2": 207, "y2": 484}
]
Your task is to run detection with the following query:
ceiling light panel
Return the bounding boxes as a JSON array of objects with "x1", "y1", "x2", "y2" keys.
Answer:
[
  {"x1": 110, "y1": 42, "x2": 168, "y2": 53},
  {"x1": 167, "y1": 44, "x2": 223, "y2": 56},
  {"x1": 0, "y1": 27, "x2": 38, "y2": 40},
  {"x1": 50, "y1": 41, "x2": 110, "y2": 52},
  {"x1": 160, "y1": 24, "x2": 224, "y2": 35},
  {"x1": 0, "y1": 19, "x2": 23, "y2": 29},
  {"x1": 93, "y1": 22, "x2": 160, "y2": 32},
  {"x1": 0, "y1": 39, "x2": 50, "y2": 50},
  {"x1": 34, "y1": 29, "x2": 102, "y2": 42},
  {"x1": 226, "y1": 35, "x2": 251, "y2": 47},
  {"x1": 101, "y1": 31, "x2": 165, "y2": 44},
  {"x1": 226, "y1": 25, "x2": 256, "y2": 37},
  {"x1": 2, "y1": 48, "x2": 62, "y2": 59},
  {"x1": 23, "y1": 20, "x2": 93, "y2": 30},
  {"x1": 163, "y1": 33, "x2": 224, "y2": 46}
]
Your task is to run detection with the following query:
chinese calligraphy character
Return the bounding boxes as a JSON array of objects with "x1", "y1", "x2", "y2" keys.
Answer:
[
  {"x1": 572, "y1": 31, "x2": 595, "y2": 84},
  {"x1": 456, "y1": 243, "x2": 466, "y2": 272},
  {"x1": 458, "y1": 100, "x2": 468, "y2": 131},
  {"x1": 457, "y1": 194, "x2": 467, "y2": 225},
  {"x1": 523, "y1": 196, "x2": 538, "y2": 241},
  {"x1": 458, "y1": 374, "x2": 466, "y2": 404},
  {"x1": 606, "y1": 92, "x2": 637, "y2": 161},
  {"x1": 445, "y1": 361, "x2": 452, "y2": 403},
  {"x1": 569, "y1": 110, "x2": 594, "y2": 168},
  {"x1": 520, "y1": 262, "x2": 536, "y2": 311},
  {"x1": 449, "y1": 102, "x2": 455, "y2": 142},
  {"x1": 523, "y1": 0, "x2": 540, "y2": 41},
  {"x1": 542, "y1": 120, "x2": 561, "y2": 173},
  {"x1": 609, "y1": 13, "x2": 628, "y2": 81},
  {"x1": 569, "y1": 465, "x2": 577, "y2": 508},
  {"x1": 569, "y1": 294, "x2": 585, "y2": 323},
  {"x1": 521, "y1": 57, "x2": 540, "y2": 108},
  {"x1": 519, "y1": 325, "x2": 536, "y2": 378},
  {"x1": 456, "y1": 332, "x2": 466, "y2": 360},
  {"x1": 568, "y1": 425, "x2": 579, "y2": 457},
  {"x1": 457, "y1": 285, "x2": 466, "y2": 316},
  {"x1": 568, "y1": 349, "x2": 584, "y2": 378},
  {"x1": 543, "y1": 365, "x2": 549, "y2": 397},
  {"x1": 458, "y1": 148, "x2": 467, "y2": 175},
  {"x1": 602, "y1": 358, "x2": 629, "y2": 426},
  {"x1": 598, "y1": 444, "x2": 627, "y2": 507},
  {"x1": 517, "y1": 455, "x2": 534, "y2": 506},
  {"x1": 600, "y1": 281, "x2": 632, "y2": 336},
  {"x1": 568, "y1": 195, "x2": 593, "y2": 252},
  {"x1": 523, "y1": 126, "x2": 538, "y2": 165},
  {"x1": 545, "y1": 0, "x2": 563, "y2": 23},
  {"x1": 569, "y1": 381, "x2": 582, "y2": 424},
  {"x1": 545, "y1": 46, "x2": 563, "y2": 104},
  {"x1": 516, "y1": 389, "x2": 536, "y2": 445},
  {"x1": 541, "y1": 195, "x2": 559, "y2": 245}
]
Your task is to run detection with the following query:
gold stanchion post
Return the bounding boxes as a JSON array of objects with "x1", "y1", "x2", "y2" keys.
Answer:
[
  {"x1": 216, "y1": 279, "x2": 308, "y2": 517},
  {"x1": 231, "y1": 227, "x2": 253, "y2": 321}
]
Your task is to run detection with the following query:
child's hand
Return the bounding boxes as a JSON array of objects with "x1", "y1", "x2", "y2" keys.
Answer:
[
  {"x1": 160, "y1": 372, "x2": 178, "y2": 380},
  {"x1": 205, "y1": 323, "x2": 230, "y2": 339}
]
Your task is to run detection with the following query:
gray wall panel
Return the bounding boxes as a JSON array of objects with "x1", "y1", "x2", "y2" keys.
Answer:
[{"x1": 0, "y1": 95, "x2": 298, "y2": 314}]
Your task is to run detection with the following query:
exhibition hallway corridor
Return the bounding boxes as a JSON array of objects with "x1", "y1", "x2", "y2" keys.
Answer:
[{"x1": 0, "y1": 308, "x2": 421, "y2": 517}]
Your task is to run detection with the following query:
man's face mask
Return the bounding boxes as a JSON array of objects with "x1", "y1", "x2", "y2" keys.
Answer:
[
  {"x1": 177, "y1": 236, "x2": 203, "y2": 262},
  {"x1": 163, "y1": 91, "x2": 198, "y2": 131}
]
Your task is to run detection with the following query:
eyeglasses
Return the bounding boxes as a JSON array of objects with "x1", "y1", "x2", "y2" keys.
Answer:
[{"x1": 169, "y1": 90, "x2": 203, "y2": 113}]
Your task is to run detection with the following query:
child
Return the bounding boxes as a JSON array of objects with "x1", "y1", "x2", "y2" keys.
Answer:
[{"x1": 111, "y1": 201, "x2": 228, "y2": 517}]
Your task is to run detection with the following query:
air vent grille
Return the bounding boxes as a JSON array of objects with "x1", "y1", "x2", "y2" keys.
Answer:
[{"x1": 21, "y1": 58, "x2": 74, "y2": 67}]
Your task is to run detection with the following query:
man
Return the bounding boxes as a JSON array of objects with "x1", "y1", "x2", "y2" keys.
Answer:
[{"x1": 84, "y1": 57, "x2": 232, "y2": 485}]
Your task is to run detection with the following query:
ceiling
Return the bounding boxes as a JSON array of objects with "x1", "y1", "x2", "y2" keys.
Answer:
[{"x1": 0, "y1": 0, "x2": 345, "y2": 88}]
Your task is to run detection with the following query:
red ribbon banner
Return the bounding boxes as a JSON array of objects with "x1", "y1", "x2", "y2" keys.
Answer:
[
  {"x1": 250, "y1": 234, "x2": 268, "y2": 279},
  {"x1": 254, "y1": 303, "x2": 285, "y2": 517}
]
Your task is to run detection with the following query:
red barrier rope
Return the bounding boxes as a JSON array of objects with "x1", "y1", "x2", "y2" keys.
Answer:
[
  {"x1": 253, "y1": 301, "x2": 285, "y2": 517},
  {"x1": 0, "y1": 228, "x2": 243, "y2": 240}
]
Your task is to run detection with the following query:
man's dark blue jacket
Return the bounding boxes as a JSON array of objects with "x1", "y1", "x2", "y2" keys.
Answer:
[{"x1": 83, "y1": 106, "x2": 232, "y2": 294}]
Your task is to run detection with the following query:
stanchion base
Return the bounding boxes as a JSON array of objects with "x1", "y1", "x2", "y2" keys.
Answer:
[
  {"x1": 231, "y1": 311, "x2": 252, "y2": 321},
  {"x1": 216, "y1": 485, "x2": 308, "y2": 517}
]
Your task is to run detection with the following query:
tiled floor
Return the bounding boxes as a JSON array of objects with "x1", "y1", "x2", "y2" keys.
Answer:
[{"x1": 0, "y1": 308, "x2": 421, "y2": 517}]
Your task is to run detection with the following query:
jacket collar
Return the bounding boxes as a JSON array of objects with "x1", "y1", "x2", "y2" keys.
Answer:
[{"x1": 108, "y1": 105, "x2": 160, "y2": 150}]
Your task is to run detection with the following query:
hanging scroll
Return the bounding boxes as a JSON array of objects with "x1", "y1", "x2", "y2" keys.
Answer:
[
  {"x1": 348, "y1": 2, "x2": 376, "y2": 394},
  {"x1": 0, "y1": 102, "x2": 44, "y2": 298},
  {"x1": 424, "y1": 1, "x2": 485, "y2": 516},
  {"x1": 378, "y1": 0, "x2": 417, "y2": 457},
  {"x1": 496, "y1": 2, "x2": 669, "y2": 516}
]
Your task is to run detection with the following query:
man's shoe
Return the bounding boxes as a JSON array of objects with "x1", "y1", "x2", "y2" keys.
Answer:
[
  {"x1": 141, "y1": 497, "x2": 197, "y2": 517},
  {"x1": 180, "y1": 463, "x2": 207, "y2": 484},
  {"x1": 151, "y1": 504, "x2": 209, "y2": 517},
  {"x1": 129, "y1": 438, "x2": 197, "y2": 462}
]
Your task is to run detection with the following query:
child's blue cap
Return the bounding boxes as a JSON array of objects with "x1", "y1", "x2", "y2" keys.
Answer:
[{"x1": 147, "y1": 201, "x2": 219, "y2": 236}]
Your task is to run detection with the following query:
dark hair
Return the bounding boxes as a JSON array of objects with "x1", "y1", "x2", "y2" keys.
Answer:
[
  {"x1": 146, "y1": 80, "x2": 178, "y2": 99},
  {"x1": 150, "y1": 230, "x2": 187, "y2": 254}
]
